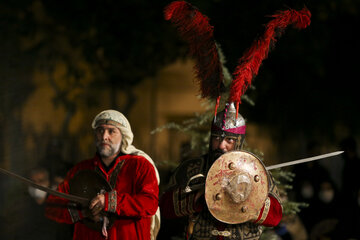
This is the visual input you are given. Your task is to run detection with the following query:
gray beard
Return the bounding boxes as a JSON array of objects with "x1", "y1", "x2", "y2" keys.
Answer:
[{"x1": 96, "y1": 141, "x2": 121, "y2": 158}]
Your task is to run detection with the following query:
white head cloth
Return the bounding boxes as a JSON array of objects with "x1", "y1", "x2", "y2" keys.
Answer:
[
  {"x1": 92, "y1": 109, "x2": 161, "y2": 239},
  {"x1": 92, "y1": 109, "x2": 159, "y2": 182}
]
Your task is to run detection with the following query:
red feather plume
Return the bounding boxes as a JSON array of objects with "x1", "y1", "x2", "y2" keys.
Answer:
[
  {"x1": 164, "y1": 1, "x2": 224, "y2": 100},
  {"x1": 229, "y1": 7, "x2": 311, "y2": 105}
]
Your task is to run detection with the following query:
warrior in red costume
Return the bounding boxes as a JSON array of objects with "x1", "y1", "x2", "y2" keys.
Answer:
[
  {"x1": 160, "y1": 1, "x2": 311, "y2": 239},
  {"x1": 160, "y1": 104, "x2": 283, "y2": 239},
  {"x1": 46, "y1": 110, "x2": 160, "y2": 240}
]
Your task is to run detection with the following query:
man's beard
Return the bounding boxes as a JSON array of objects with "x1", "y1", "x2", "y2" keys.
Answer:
[
  {"x1": 96, "y1": 140, "x2": 121, "y2": 158},
  {"x1": 209, "y1": 149, "x2": 225, "y2": 164}
]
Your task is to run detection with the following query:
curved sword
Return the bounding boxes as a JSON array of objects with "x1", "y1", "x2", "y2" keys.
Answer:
[{"x1": 0, "y1": 167, "x2": 89, "y2": 205}]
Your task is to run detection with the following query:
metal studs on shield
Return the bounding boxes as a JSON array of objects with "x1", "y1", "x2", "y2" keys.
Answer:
[{"x1": 205, "y1": 151, "x2": 269, "y2": 224}]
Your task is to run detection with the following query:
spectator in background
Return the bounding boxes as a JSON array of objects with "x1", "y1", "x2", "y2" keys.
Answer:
[
  {"x1": 292, "y1": 141, "x2": 332, "y2": 235},
  {"x1": 27, "y1": 167, "x2": 50, "y2": 204},
  {"x1": 2, "y1": 167, "x2": 60, "y2": 240},
  {"x1": 49, "y1": 160, "x2": 73, "y2": 190},
  {"x1": 273, "y1": 192, "x2": 308, "y2": 240},
  {"x1": 310, "y1": 177, "x2": 341, "y2": 240}
]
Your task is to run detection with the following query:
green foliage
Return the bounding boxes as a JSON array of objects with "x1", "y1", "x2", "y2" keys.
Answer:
[
  {"x1": 151, "y1": 107, "x2": 213, "y2": 155},
  {"x1": 282, "y1": 201, "x2": 309, "y2": 216},
  {"x1": 259, "y1": 230, "x2": 279, "y2": 240},
  {"x1": 271, "y1": 169, "x2": 309, "y2": 216}
]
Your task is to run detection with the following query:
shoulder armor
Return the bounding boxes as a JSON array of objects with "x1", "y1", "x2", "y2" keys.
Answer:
[{"x1": 168, "y1": 156, "x2": 207, "y2": 188}]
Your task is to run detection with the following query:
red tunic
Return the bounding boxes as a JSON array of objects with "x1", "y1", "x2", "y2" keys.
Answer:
[{"x1": 46, "y1": 154, "x2": 159, "y2": 240}]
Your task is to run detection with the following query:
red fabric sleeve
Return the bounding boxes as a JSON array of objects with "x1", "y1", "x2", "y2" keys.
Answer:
[
  {"x1": 111, "y1": 158, "x2": 159, "y2": 217},
  {"x1": 45, "y1": 162, "x2": 88, "y2": 224},
  {"x1": 45, "y1": 178, "x2": 76, "y2": 224},
  {"x1": 254, "y1": 195, "x2": 282, "y2": 227}
]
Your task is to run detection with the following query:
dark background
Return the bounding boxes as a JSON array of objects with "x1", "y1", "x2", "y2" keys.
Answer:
[
  {"x1": 0, "y1": 0, "x2": 359, "y2": 239},
  {"x1": 1, "y1": 0, "x2": 359, "y2": 160}
]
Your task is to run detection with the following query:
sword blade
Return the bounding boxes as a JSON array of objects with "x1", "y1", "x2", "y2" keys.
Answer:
[
  {"x1": 266, "y1": 151, "x2": 344, "y2": 170},
  {"x1": 0, "y1": 167, "x2": 89, "y2": 204},
  {"x1": 185, "y1": 151, "x2": 343, "y2": 193}
]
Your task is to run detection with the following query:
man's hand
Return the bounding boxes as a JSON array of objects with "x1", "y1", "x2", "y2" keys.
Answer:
[{"x1": 88, "y1": 194, "x2": 105, "y2": 222}]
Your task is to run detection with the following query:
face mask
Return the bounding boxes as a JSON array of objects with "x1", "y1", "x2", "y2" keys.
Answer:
[
  {"x1": 301, "y1": 184, "x2": 314, "y2": 199},
  {"x1": 318, "y1": 190, "x2": 334, "y2": 203},
  {"x1": 28, "y1": 186, "x2": 47, "y2": 200}
]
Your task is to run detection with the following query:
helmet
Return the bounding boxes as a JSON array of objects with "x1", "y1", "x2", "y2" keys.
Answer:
[{"x1": 211, "y1": 102, "x2": 246, "y2": 150}]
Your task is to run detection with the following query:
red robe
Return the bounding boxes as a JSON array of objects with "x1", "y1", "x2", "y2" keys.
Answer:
[{"x1": 46, "y1": 154, "x2": 159, "y2": 240}]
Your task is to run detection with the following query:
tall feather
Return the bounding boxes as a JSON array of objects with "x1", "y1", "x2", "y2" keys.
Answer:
[
  {"x1": 164, "y1": 1, "x2": 225, "y2": 100},
  {"x1": 229, "y1": 7, "x2": 311, "y2": 105}
]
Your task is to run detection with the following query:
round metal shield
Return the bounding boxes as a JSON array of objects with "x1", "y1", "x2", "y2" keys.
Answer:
[
  {"x1": 69, "y1": 170, "x2": 114, "y2": 232},
  {"x1": 205, "y1": 151, "x2": 269, "y2": 224},
  {"x1": 69, "y1": 170, "x2": 112, "y2": 200}
]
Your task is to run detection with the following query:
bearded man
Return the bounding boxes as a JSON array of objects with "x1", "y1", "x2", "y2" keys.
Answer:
[
  {"x1": 159, "y1": 104, "x2": 283, "y2": 240},
  {"x1": 46, "y1": 110, "x2": 160, "y2": 240}
]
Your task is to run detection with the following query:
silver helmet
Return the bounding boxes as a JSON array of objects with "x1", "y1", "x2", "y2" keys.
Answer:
[{"x1": 211, "y1": 102, "x2": 246, "y2": 150}]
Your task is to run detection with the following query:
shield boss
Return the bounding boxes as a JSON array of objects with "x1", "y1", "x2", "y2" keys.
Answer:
[{"x1": 205, "y1": 151, "x2": 269, "y2": 224}]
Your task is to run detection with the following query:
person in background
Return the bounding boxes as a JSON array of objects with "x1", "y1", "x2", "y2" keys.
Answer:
[
  {"x1": 291, "y1": 141, "x2": 332, "y2": 235},
  {"x1": 309, "y1": 177, "x2": 340, "y2": 240},
  {"x1": 1, "y1": 167, "x2": 60, "y2": 240}
]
